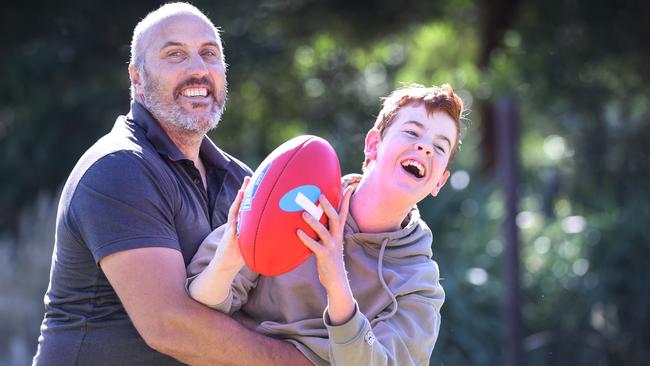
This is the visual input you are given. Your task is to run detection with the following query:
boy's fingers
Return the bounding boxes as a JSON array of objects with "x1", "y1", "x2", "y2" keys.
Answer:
[
  {"x1": 237, "y1": 175, "x2": 250, "y2": 187},
  {"x1": 227, "y1": 190, "x2": 244, "y2": 223},
  {"x1": 302, "y1": 212, "x2": 331, "y2": 243},
  {"x1": 318, "y1": 194, "x2": 341, "y2": 232},
  {"x1": 338, "y1": 186, "x2": 354, "y2": 210},
  {"x1": 338, "y1": 187, "x2": 354, "y2": 225},
  {"x1": 319, "y1": 194, "x2": 337, "y2": 218},
  {"x1": 228, "y1": 176, "x2": 251, "y2": 223},
  {"x1": 297, "y1": 230, "x2": 321, "y2": 254}
]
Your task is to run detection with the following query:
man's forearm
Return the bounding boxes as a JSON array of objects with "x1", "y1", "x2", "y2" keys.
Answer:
[
  {"x1": 101, "y1": 248, "x2": 308, "y2": 366},
  {"x1": 153, "y1": 296, "x2": 311, "y2": 366}
]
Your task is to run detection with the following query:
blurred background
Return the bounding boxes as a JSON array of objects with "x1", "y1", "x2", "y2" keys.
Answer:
[{"x1": 1, "y1": 0, "x2": 649, "y2": 365}]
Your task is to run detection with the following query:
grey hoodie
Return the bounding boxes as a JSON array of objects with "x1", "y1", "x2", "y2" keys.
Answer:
[{"x1": 187, "y1": 175, "x2": 445, "y2": 365}]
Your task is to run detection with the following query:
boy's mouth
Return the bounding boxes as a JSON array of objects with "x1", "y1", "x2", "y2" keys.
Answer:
[{"x1": 401, "y1": 159, "x2": 425, "y2": 178}]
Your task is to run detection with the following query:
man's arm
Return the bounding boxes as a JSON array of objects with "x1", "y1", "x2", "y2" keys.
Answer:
[{"x1": 101, "y1": 247, "x2": 311, "y2": 366}]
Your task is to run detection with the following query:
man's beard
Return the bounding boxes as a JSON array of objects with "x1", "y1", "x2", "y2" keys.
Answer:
[{"x1": 141, "y1": 67, "x2": 226, "y2": 134}]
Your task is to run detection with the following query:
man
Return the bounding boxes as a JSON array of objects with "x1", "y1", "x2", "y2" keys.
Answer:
[{"x1": 33, "y1": 3, "x2": 311, "y2": 365}]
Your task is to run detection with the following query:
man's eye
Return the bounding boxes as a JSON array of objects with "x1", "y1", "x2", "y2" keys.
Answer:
[
  {"x1": 168, "y1": 50, "x2": 183, "y2": 57},
  {"x1": 202, "y1": 49, "x2": 220, "y2": 58}
]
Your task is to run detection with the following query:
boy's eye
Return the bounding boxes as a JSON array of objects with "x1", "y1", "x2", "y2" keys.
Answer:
[
  {"x1": 434, "y1": 145, "x2": 446, "y2": 154},
  {"x1": 405, "y1": 130, "x2": 418, "y2": 137}
]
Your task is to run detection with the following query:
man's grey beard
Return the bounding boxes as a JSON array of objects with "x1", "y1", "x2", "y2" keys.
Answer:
[{"x1": 141, "y1": 68, "x2": 226, "y2": 134}]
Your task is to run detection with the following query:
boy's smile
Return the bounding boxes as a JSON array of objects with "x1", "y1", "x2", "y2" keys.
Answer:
[
  {"x1": 366, "y1": 104, "x2": 457, "y2": 202},
  {"x1": 401, "y1": 159, "x2": 425, "y2": 178}
]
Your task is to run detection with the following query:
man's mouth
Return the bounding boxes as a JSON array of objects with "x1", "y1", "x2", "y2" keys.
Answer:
[
  {"x1": 180, "y1": 87, "x2": 210, "y2": 98},
  {"x1": 401, "y1": 159, "x2": 425, "y2": 178},
  {"x1": 175, "y1": 76, "x2": 216, "y2": 100}
]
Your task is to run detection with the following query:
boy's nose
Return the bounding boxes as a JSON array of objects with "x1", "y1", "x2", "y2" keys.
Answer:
[{"x1": 416, "y1": 143, "x2": 432, "y2": 155}]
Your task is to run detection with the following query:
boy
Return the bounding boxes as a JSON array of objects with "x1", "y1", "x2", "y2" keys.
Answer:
[{"x1": 187, "y1": 84, "x2": 463, "y2": 365}]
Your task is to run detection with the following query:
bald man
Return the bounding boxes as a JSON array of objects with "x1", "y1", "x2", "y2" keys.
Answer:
[{"x1": 33, "y1": 3, "x2": 311, "y2": 365}]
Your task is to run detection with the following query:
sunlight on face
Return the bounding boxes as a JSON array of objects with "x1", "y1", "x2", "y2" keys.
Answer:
[
  {"x1": 369, "y1": 104, "x2": 457, "y2": 202},
  {"x1": 139, "y1": 14, "x2": 227, "y2": 134}
]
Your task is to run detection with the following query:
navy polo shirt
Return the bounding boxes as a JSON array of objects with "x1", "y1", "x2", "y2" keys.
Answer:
[{"x1": 33, "y1": 101, "x2": 251, "y2": 365}]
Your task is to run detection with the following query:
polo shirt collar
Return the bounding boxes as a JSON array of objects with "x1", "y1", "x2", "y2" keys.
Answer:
[
  {"x1": 126, "y1": 100, "x2": 231, "y2": 170},
  {"x1": 199, "y1": 136, "x2": 233, "y2": 171}
]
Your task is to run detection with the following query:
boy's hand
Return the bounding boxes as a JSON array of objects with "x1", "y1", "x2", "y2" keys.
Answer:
[
  {"x1": 188, "y1": 177, "x2": 251, "y2": 307},
  {"x1": 210, "y1": 176, "x2": 251, "y2": 273},
  {"x1": 297, "y1": 186, "x2": 355, "y2": 325}
]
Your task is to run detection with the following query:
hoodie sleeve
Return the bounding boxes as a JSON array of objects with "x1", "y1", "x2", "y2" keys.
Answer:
[
  {"x1": 185, "y1": 224, "x2": 260, "y2": 314},
  {"x1": 323, "y1": 261, "x2": 445, "y2": 366}
]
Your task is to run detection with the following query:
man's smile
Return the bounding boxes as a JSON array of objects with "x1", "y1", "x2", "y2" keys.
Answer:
[
  {"x1": 174, "y1": 76, "x2": 216, "y2": 102},
  {"x1": 180, "y1": 87, "x2": 209, "y2": 97}
]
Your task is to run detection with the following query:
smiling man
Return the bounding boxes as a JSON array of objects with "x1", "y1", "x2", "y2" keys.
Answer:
[{"x1": 32, "y1": 3, "x2": 311, "y2": 366}]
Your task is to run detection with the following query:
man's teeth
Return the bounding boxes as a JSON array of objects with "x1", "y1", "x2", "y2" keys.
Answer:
[
  {"x1": 401, "y1": 159, "x2": 425, "y2": 178},
  {"x1": 181, "y1": 88, "x2": 208, "y2": 97}
]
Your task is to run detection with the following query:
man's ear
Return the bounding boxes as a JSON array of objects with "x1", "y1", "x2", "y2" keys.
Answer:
[
  {"x1": 129, "y1": 64, "x2": 143, "y2": 96},
  {"x1": 364, "y1": 129, "x2": 381, "y2": 162},
  {"x1": 431, "y1": 170, "x2": 451, "y2": 197}
]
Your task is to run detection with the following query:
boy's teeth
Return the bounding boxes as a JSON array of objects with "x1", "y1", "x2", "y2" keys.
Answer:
[{"x1": 401, "y1": 159, "x2": 425, "y2": 178}]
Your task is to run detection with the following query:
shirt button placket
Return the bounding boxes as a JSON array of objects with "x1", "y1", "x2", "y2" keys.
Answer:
[{"x1": 182, "y1": 160, "x2": 201, "y2": 186}]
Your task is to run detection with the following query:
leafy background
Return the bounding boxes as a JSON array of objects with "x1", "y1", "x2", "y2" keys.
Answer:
[{"x1": 1, "y1": 0, "x2": 649, "y2": 365}]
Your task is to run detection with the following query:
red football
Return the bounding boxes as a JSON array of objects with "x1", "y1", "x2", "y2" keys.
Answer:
[{"x1": 237, "y1": 135, "x2": 341, "y2": 276}]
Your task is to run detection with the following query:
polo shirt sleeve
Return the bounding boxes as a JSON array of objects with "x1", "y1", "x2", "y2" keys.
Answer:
[{"x1": 69, "y1": 150, "x2": 180, "y2": 263}]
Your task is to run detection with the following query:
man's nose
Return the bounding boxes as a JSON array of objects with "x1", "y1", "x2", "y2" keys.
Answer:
[
  {"x1": 415, "y1": 142, "x2": 432, "y2": 155},
  {"x1": 186, "y1": 54, "x2": 209, "y2": 77}
]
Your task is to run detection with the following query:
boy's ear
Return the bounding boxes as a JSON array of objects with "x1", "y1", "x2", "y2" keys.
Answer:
[
  {"x1": 129, "y1": 64, "x2": 143, "y2": 96},
  {"x1": 431, "y1": 170, "x2": 451, "y2": 197},
  {"x1": 364, "y1": 129, "x2": 381, "y2": 162}
]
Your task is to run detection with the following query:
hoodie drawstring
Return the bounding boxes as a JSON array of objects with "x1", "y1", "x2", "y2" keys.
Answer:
[{"x1": 370, "y1": 238, "x2": 399, "y2": 326}]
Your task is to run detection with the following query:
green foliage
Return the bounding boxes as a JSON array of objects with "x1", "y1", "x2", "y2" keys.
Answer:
[{"x1": 1, "y1": 0, "x2": 649, "y2": 365}]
